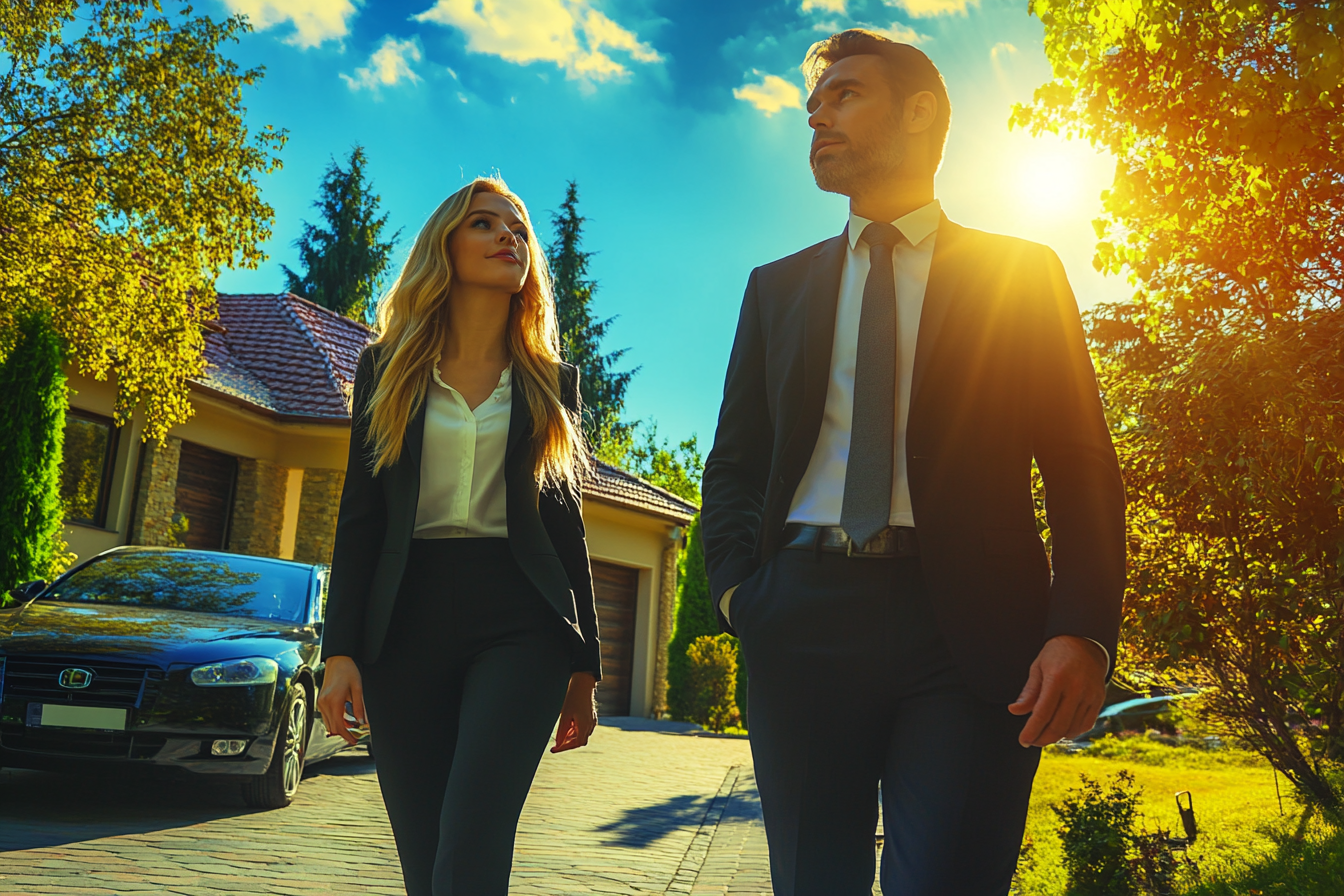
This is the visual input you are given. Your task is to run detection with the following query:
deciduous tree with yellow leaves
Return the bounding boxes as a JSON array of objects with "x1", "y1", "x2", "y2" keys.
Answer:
[
  {"x1": 0, "y1": 0, "x2": 285, "y2": 441},
  {"x1": 1016, "y1": 0, "x2": 1344, "y2": 806}
]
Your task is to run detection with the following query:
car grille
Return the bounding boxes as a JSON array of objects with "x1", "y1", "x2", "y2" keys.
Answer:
[{"x1": 0, "y1": 656, "x2": 164, "y2": 710}]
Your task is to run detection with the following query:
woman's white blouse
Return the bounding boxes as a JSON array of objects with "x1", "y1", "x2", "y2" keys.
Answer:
[{"x1": 412, "y1": 361, "x2": 512, "y2": 539}]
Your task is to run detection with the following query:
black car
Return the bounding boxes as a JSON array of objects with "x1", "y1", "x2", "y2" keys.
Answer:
[{"x1": 0, "y1": 546, "x2": 366, "y2": 808}]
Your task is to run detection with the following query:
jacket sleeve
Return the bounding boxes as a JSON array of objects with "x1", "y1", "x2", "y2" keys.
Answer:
[
  {"x1": 321, "y1": 346, "x2": 387, "y2": 662},
  {"x1": 700, "y1": 268, "x2": 773, "y2": 634},
  {"x1": 1029, "y1": 246, "x2": 1127, "y2": 677},
  {"x1": 541, "y1": 363, "x2": 602, "y2": 680}
]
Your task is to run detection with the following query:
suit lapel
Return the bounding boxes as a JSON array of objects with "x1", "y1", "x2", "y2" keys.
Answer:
[
  {"x1": 506, "y1": 372, "x2": 530, "y2": 461},
  {"x1": 405, "y1": 395, "x2": 427, "y2": 470},
  {"x1": 780, "y1": 231, "x2": 848, "y2": 480},
  {"x1": 910, "y1": 214, "x2": 969, "y2": 407}
]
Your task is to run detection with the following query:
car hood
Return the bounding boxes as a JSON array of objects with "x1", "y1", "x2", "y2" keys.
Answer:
[{"x1": 0, "y1": 601, "x2": 313, "y2": 665}]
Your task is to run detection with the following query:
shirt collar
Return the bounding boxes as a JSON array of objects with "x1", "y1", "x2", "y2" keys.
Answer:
[{"x1": 846, "y1": 198, "x2": 942, "y2": 251}]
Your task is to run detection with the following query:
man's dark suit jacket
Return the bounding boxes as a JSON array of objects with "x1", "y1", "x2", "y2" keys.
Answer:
[
  {"x1": 701, "y1": 214, "x2": 1125, "y2": 703},
  {"x1": 321, "y1": 345, "x2": 602, "y2": 680}
]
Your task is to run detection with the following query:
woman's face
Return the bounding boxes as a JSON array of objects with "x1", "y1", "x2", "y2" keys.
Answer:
[{"x1": 448, "y1": 191, "x2": 531, "y2": 294}]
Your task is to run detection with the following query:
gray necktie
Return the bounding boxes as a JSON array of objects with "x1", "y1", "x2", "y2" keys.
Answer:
[{"x1": 840, "y1": 222, "x2": 901, "y2": 548}]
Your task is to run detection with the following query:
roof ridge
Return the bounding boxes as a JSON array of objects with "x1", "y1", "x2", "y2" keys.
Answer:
[
  {"x1": 276, "y1": 293, "x2": 345, "y2": 404},
  {"x1": 591, "y1": 459, "x2": 700, "y2": 512}
]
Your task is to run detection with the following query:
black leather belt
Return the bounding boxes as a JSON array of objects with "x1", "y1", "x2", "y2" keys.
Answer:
[{"x1": 781, "y1": 523, "x2": 920, "y2": 558}]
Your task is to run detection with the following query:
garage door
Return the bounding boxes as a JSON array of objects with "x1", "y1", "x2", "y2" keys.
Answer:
[
  {"x1": 174, "y1": 441, "x2": 238, "y2": 551},
  {"x1": 592, "y1": 560, "x2": 638, "y2": 717}
]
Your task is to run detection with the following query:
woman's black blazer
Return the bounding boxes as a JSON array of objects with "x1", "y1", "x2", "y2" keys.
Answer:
[{"x1": 322, "y1": 344, "x2": 602, "y2": 680}]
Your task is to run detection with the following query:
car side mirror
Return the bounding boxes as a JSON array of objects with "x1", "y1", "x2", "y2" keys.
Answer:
[{"x1": 8, "y1": 580, "x2": 47, "y2": 602}]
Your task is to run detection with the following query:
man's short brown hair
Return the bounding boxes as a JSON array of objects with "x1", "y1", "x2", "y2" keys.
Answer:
[{"x1": 802, "y1": 29, "x2": 952, "y2": 170}]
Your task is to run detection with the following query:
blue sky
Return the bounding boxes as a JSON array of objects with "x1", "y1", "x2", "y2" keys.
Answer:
[{"x1": 213, "y1": 0, "x2": 1125, "y2": 448}]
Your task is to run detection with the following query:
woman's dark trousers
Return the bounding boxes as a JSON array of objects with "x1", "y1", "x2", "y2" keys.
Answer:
[{"x1": 361, "y1": 538, "x2": 573, "y2": 896}]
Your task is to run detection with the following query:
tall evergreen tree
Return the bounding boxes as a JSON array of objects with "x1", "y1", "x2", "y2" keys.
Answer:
[
  {"x1": 546, "y1": 181, "x2": 637, "y2": 448},
  {"x1": 0, "y1": 315, "x2": 66, "y2": 591},
  {"x1": 283, "y1": 145, "x2": 400, "y2": 323}
]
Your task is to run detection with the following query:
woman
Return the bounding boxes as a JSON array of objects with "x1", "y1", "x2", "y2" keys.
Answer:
[{"x1": 316, "y1": 176, "x2": 601, "y2": 896}]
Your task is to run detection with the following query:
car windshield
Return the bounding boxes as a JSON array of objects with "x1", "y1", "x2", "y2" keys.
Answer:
[{"x1": 45, "y1": 551, "x2": 311, "y2": 623}]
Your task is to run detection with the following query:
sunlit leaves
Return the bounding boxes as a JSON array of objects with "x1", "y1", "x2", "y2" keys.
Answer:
[
  {"x1": 1024, "y1": 0, "x2": 1344, "y2": 807},
  {"x1": 0, "y1": 0, "x2": 285, "y2": 440}
]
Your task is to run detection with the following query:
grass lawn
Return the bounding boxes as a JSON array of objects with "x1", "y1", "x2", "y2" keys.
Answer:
[{"x1": 1016, "y1": 737, "x2": 1344, "y2": 895}]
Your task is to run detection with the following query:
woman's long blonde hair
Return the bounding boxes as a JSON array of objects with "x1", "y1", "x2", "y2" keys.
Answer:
[{"x1": 364, "y1": 176, "x2": 584, "y2": 491}]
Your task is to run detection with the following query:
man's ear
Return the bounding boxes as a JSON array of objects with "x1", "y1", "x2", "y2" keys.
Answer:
[{"x1": 904, "y1": 90, "x2": 938, "y2": 135}]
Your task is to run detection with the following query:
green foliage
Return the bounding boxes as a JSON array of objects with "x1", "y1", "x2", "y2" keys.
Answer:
[
  {"x1": 668, "y1": 517, "x2": 725, "y2": 720},
  {"x1": 684, "y1": 633, "x2": 741, "y2": 733},
  {"x1": 546, "y1": 181, "x2": 636, "y2": 448},
  {"x1": 1019, "y1": 0, "x2": 1344, "y2": 808},
  {"x1": 0, "y1": 316, "x2": 67, "y2": 591},
  {"x1": 282, "y1": 145, "x2": 400, "y2": 323},
  {"x1": 1187, "y1": 820, "x2": 1344, "y2": 895},
  {"x1": 598, "y1": 423, "x2": 703, "y2": 505},
  {"x1": 0, "y1": 0, "x2": 285, "y2": 442},
  {"x1": 1056, "y1": 771, "x2": 1145, "y2": 896},
  {"x1": 1053, "y1": 734, "x2": 1262, "y2": 770}
]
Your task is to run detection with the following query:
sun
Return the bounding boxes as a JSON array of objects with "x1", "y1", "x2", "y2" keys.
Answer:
[{"x1": 1013, "y1": 141, "x2": 1097, "y2": 219}]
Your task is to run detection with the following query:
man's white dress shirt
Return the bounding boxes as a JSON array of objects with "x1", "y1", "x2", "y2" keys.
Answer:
[
  {"x1": 413, "y1": 361, "x2": 511, "y2": 539},
  {"x1": 721, "y1": 200, "x2": 941, "y2": 623},
  {"x1": 786, "y1": 200, "x2": 942, "y2": 529}
]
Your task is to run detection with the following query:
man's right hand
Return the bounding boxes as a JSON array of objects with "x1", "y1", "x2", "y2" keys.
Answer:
[{"x1": 317, "y1": 656, "x2": 367, "y2": 746}]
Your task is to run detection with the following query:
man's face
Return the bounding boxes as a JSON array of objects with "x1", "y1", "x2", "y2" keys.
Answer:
[{"x1": 806, "y1": 54, "x2": 908, "y2": 197}]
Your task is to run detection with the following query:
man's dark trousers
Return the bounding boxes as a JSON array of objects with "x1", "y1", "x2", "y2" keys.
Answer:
[{"x1": 733, "y1": 548, "x2": 1039, "y2": 895}]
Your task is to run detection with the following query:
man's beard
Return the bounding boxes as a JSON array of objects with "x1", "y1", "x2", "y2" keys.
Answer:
[{"x1": 811, "y1": 116, "x2": 908, "y2": 197}]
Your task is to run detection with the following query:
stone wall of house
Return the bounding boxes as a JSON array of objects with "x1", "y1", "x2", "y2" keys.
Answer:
[
  {"x1": 294, "y1": 468, "x2": 345, "y2": 565},
  {"x1": 228, "y1": 458, "x2": 288, "y2": 557},
  {"x1": 130, "y1": 437, "x2": 182, "y2": 546}
]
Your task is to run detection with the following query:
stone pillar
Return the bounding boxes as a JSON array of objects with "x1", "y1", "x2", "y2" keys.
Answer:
[
  {"x1": 228, "y1": 458, "x2": 288, "y2": 557},
  {"x1": 130, "y1": 437, "x2": 182, "y2": 546},
  {"x1": 293, "y1": 468, "x2": 345, "y2": 565},
  {"x1": 651, "y1": 531, "x2": 681, "y2": 719}
]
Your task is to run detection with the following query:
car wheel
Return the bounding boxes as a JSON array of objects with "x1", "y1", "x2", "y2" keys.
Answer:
[{"x1": 242, "y1": 686, "x2": 307, "y2": 809}]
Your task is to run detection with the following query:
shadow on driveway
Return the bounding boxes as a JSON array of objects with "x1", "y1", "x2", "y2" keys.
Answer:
[
  {"x1": 593, "y1": 776, "x2": 763, "y2": 849},
  {"x1": 0, "y1": 747, "x2": 375, "y2": 852}
]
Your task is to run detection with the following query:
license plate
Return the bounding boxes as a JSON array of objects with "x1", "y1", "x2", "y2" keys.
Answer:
[{"x1": 26, "y1": 703, "x2": 127, "y2": 731}]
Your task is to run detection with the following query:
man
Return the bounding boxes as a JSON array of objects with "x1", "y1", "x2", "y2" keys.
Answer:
[{"x1": 700, "y1": 30, "x2": 1126, "y2": 895}]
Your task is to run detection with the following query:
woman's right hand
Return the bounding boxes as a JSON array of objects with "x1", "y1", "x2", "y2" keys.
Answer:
[{"x1": 317, "y1": 656, "x2": 367, "y2": 746}]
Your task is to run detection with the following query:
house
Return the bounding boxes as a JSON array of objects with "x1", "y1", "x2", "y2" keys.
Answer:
[{"x1": 57, "y1": 293, "x2": 697, "y2": 719}]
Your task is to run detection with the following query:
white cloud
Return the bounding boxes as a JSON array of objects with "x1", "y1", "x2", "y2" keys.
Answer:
[
  {"x1": 340, "y1": 36, "x2": 423, "y2": 92},
  {"x1": 866, "y1": 22, "x2": 927, "y2": 43},
  {"x1": 412, "y1": 0, "x2": 661, "y2": 81},
  {"x1": 885, "y1": 0, "x2": 979, "y2": 16},
  {"x1": 800, "y1": 0, "x2": 846, "y2": 12},
  {"x1": 734, "y1": 73, "x2": 803, "y2": 117},
  {"x1": 990, "y1": 41, "x2": 1017, "y2": 61},
  {"x1": 222, "y1": 0, "x2": 359, "y2": 48}
]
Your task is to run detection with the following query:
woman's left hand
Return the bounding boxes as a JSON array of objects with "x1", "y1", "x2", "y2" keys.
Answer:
[{"x1": 552, "y1": 672, "x2": 598, "y2": 753}]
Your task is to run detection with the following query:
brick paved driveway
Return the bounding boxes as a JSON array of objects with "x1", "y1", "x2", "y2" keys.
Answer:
[{"x1": 0, "y1": 720, "x2": 787, "y2": 896}]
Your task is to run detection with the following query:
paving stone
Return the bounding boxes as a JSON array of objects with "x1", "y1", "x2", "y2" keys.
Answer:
[{"x1": 1, "y1": 728, "x2": 816, "y2": 894}]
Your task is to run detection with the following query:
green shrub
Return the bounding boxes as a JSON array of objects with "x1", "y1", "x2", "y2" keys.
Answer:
[
  {"x1": 667, "y1": 516, "x2": 718, "y2": 717},
  {"x1": 685, "y1": 633, "x2": 741, "y2": 733},
  {"x1": 1056, "y1": 771, "x2": 1144, "y2": 896},
  {"x1": 0, "y1": 315, "x2": 67, "y2": 593}
]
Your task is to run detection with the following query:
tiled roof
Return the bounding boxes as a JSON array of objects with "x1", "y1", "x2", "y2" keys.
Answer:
[
  {"x1": 196, "y1": 293, "x2": 698, "y2": 522},
  {"x1": 585, "y1": 460, "x2": 698, "y2": 523},
  {"x1": 196, "y1": 293, "x2": 373, "y2": 421}
]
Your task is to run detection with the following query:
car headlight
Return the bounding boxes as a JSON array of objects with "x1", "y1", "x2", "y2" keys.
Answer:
[{"x1": 190, "y1": 657, "x2": 279, "y2": 687}]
